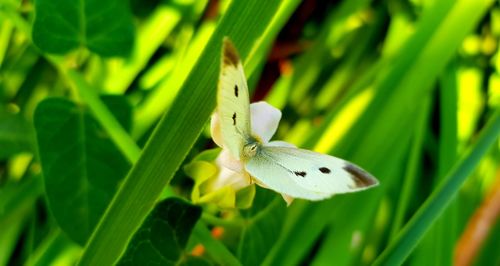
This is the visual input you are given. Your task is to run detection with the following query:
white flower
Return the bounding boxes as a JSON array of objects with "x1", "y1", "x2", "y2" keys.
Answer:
[{"x1": 211, "y1": 101, "x2": 294, "y2": 205}]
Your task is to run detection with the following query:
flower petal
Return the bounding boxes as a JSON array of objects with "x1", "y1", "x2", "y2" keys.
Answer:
[
  {"x1": 250, "y1": 102, "x2": 281, "y2": 143},
  {"x1": 210, "y1": 111, "x2": 224, "y2": 148},
  {"x1": 198, "y1": 186, "x2": 236, "y2": 209},
  {"x1": 211, "y1": 166, "x2": 250, "y2": 191},
  {"x1": 216, "y1": 149, "x2": 244, "y2": 172}
]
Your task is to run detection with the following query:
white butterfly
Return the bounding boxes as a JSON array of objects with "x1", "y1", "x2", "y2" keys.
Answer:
[{"x1": 213, "y1": 37, "x2": 378, "y2": 202}]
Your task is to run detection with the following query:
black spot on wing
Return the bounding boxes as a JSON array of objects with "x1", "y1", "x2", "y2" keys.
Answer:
[
  {"x1": 222, "y1": 38, "x2": 240, "y2": 67},
  {"x1": 343, "y1": 164, "x2": 378, "y2": 187},
  {"x1": 232, "y1": 113, "x2": 237, "y2": 125},
  {"x1": 319, "y1": 167, "x2": 331, "y2": 174},
  {"x1": 294, "y1": 171, "x2": 307, "y2": 177},
  {"x1": 234, "y1": 85, "x2": 239, "y2": 97}
]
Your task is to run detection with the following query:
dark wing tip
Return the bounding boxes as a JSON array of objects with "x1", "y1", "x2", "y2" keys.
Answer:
[
  {"x1": 222, "y1": 37, "x2": 240, "y2": 67},
  {"x1": 343, "y1": 163, "x2": 379, "y2": 188}
]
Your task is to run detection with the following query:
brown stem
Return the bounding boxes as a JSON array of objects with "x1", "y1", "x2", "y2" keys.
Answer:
[{"x1": 454, "y1": 168, "x2": 500, "y2": 266}]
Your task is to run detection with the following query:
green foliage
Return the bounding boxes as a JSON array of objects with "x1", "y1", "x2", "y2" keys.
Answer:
[
  {"x1": 34, "y1": 97, "x2": 130, "y2": 244},
  {"x1": 0, "y1": 106, "x2": 34, "y2": 159},
  {"x1": 118, "y1": 198, "x2": 203, "y2": 265},
  {"x1": 1, "y1": 0, "x2": 499, "y2": 265},
  {"x1": 238, "y1": 188, "x2": 286, "y2": 266},
  {"x1": 32, "y1": 0, "x2": 135, "y2": 57}
]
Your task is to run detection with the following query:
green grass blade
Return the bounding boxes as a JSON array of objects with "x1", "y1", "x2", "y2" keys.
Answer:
[
  {"x1": 412, "y1": 59, "x2": 461, "y2": 266},
  {"x1": 389, "y1": 97, "x2": 430, "y2": 240},
  {"x1": 373, "y1": 109, "x2": 500, "y2": 265},
  {"x1": 78, "y1": 1, "x2": 294, "y2": 264}
]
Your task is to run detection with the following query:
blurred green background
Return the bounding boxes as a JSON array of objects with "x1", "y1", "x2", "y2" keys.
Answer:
[{"x1": 1, "y1": 0, "x2": 499, "y2": 265}]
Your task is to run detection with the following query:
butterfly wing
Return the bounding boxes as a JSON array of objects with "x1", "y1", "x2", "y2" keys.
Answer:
[
  {"x1": 217, "y1": 38, "x2": 252, "y2": 159},
  {"x1": 245, "y1": 145, "x2": 379, "y2": 200}
]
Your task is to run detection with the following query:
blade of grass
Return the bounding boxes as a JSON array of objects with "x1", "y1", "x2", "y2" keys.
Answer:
[
  {"x1": 78, "y1": 0, "x2": 298, "y2": 264},
  {"x1": 412, "y1": 59, "x2": 461, "y2": 266},
  {"x1": 389, "y1": 96, "x2": 431, "y2": 239},
  {"x1": 373, "y1": 109, "x2": 500, "y2": 265}
]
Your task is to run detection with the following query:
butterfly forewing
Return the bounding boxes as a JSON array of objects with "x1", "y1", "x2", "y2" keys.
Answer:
[
  {"x1": 217, "y1": 38, "x2": 251, "y2": 159},
  {"x1": 245, "y1": 145, "x2": 378, "y2": 200}
]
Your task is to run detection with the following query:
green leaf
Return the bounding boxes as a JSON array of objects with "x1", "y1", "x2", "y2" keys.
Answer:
[
  {"x1": 32, "y1": 0, "x2": 135, "y2": 57},
  {"x1": 238, "y1": 188, "x2": 286, "y2": 266},
  {"x1": 0, "y1": 106, "x2": 35, "y2": 159},
  {"x1": 34, "y1": 97, "x2": 131, "y2": 245},
  {"x1": 117, "y1": 198, "x2": 202, "y2": 266}
]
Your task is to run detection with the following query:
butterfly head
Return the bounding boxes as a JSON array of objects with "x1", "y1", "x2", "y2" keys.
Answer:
[{"x1": 242, "y1": 138, "x2": 261, "y2": 159}]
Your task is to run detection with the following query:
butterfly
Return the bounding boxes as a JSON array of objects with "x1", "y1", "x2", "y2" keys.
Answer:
[{"x1": 214, "y1": 37, "x2": 379, "y2": 201}]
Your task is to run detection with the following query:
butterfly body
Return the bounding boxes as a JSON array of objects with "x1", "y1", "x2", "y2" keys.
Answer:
[
  {"x1": 242, "y1": 141, "x2": 261, "y2": 160},
  {"x1": 215, "y1": 37, "x2": 379, "y2": 201}
]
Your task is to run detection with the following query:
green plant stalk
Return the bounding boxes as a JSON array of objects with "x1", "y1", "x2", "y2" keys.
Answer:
[
  {"x1": 373, "y1": 109, "x2": 500, "y2": 266},
  {"x1": 192, "y1": 223, "x2": 242, "y2": 266},
  {"x1": 78, "y1": 0, "x2": 291, "y2": 264}
]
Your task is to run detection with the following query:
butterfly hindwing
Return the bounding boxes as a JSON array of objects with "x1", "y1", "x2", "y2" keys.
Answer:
[
  {"x1": 217, "y1": 38, "x2": 251, "y2": 159},
  {"x1": 245, "y1": 144, "x2": 378, "y2": 200}
]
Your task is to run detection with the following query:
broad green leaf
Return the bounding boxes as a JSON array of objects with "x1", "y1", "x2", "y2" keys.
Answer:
[
  {"x1": 238, "y1": 188, "x2": 286, "y2": 266},
  {"x1": 117, "y1": 198, "x2": 202, "y2": 265},
  {"x1": 32, "y1": 0, "x2": 135, "y2": 57},
  {"x1": 34, "y1": 97, "x2": 131, "y2": 245},
  {"x1": 0, "y1": 106, "x2": 35, "y2": 159}
]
